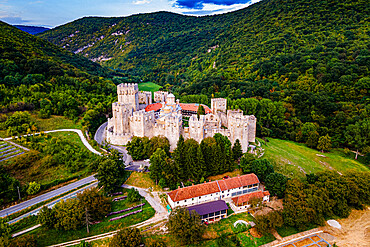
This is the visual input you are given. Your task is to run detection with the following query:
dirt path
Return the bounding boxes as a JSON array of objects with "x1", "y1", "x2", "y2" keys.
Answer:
[{"x1": 320, "y1": 208, "x2": 370, "y2": 247}]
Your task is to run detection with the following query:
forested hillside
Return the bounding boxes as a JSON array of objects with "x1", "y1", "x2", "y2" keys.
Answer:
[
  {"x1": 38, "y1": 0, "x2": 369, "y2": 156},
  {"x1": 0, "y1": 21, "x2": 117, "y2": 135}
]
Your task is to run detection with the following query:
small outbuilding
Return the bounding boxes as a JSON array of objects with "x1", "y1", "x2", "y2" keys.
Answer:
[{"x1": 187, "y1": 200, "x2": 228, "y2": 223}]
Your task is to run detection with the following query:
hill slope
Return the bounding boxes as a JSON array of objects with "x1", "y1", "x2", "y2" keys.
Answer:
[
  {"x1": 39, "y1": 0, "x2": 369, "y2": 96},
  {"x1": 1, "y1": 21, "x2": 104, "y2": 76}
]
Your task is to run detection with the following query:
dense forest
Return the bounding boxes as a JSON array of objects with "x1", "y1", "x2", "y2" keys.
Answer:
[
  {"x1": 0, "y1": 21, "x2": 120, "y2": 136},
  {"x1": 38, "y1": 0, "x2": 370, "y2": 155}
]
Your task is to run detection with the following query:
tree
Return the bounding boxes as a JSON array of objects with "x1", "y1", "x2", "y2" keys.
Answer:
[
  {"x1": 265, "y1": 172, "x2": 288, "y2": 198},
  {"x1": 96, "y1": 157, "x2": 125, "y2": 193},
  {"x1": 250, "y1": 159, "x2": 274, "y2": 182},
  {"x1": 37, "y1": 206, "x2": 56, "y2": 229},
  {"x1": 306, "y1": 131, "x2": 319, "y2": 148},
  {"x1": 126, "y1": 136, "x2": 151, "y2": 160},
  {"x1": 53, "y1": 198, "x2": 84, "y2": 231},
  {"x1": 197, "y1": 105, "x2": 205, "y2": 118},
  {"x1": 239, "y1": 153, "x2": 256, "y2": 174},
  {"x1": 345, "y1": 119, "x2": 370, "y2": 159},
  {"x1": 150, "y1": 136, "x2": 170, "y2": 156},
  {"x1": 232, "y1": 139, "x2": 243, "y2": 161},
  {"x1": 127, "y1": 188, "x2": 141, "y2": 203},
  {"x1": 149, "y1": 148, "x2": 168, "y2": 184},
  {"x1": 255, "y1": 211, "x2": 284, "y2": 235},
  {"x1": 173, "y1": 135, "x2": 186, "y2": 180},
  {"x1": 77, "y1": 187, "x2": 111, "y2": 221},
  {"x1": 26, "y1": 181, "x2": 40, "y2": 195},
  {"x1": 0, "y1": 217, "x2": 11, "y2": 239},
  {"x1": 317, "y1": 134, "x2": 332, "y2": 152},
  {"x1": 109, "y1": 228, "x2": 143, "y2": 247},
  {"x1": 167, "y1": 207, "x2": 205, "y2": 244},
  {"x1": 9, "y1": 234, "x2": 37, "y2": 247}
]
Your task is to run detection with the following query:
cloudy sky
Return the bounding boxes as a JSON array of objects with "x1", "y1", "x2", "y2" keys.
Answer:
[{"x1": 0, "y1": 0, "x2": 261, "y2": 27}]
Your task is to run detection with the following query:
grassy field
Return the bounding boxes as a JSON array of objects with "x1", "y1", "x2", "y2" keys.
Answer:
[
  {"x1": 261, "y1": 138, "x2": 369, "y2": 178},
  {"x1": 125, "y1": 171, "x2": 162, "y2": 191},
  {"x1": 0, "y1": 111, "x2": 82, "y2": 138},
  {"x1": 138, "y1": 82, "x2": 161, "y2": 93},
  {"x1": 30, "y1": 113, "x2": 82, "y2": 131},
  {"x1": 27, "y1": 189, "x2": 155, "y2": 246},
  {"x1": 47, "y1": 131, "x2": 87, "y2": 151}
]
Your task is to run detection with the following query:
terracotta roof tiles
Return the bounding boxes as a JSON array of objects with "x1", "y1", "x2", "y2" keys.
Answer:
[
  {"x1": 168, "y1": 173, "x2": 260, "y2": 202},
  {"x1": 231, "y1": 190, "x2": 269, "y2": 206}
]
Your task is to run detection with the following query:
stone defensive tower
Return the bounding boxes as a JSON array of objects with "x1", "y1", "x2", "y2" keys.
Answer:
[
  {"x1": 211, "y1": 98, "x2": 227, "y2": 114},
  {"x1": 117, "y1": 83, "x2": 139, "y2": 111}
]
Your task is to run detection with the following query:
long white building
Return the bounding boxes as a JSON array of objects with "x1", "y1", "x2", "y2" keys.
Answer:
[{"x1": 167, "y1": 173, "x2": 270, "y2": 208}]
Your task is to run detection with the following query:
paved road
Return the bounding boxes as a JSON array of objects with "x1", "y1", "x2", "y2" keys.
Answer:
[
  {"x1": 94, "y1": 122, "x2": 107, "y2": 145},
  {"x1": 94, "y1": 122, "x2": 133, "y2": 166},
  {"x1": 7, "y1": 181, "x2": 98, "y2": 224},
  {"x1": 0, "y1": 175, "x2": 97, "y2": 218},
  {"x1": 4, "y1": 129, "x2": 102, "y2": 156}
]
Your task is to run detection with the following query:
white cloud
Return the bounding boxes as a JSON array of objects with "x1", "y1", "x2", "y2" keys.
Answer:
[{"x1": 133, "y1": 0, "x2": 151, "y2": 5}]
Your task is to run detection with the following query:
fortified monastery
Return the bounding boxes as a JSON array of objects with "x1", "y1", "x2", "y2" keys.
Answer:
[{"x1": 107, "y1": 83, "x2": 257, "y2": 151}]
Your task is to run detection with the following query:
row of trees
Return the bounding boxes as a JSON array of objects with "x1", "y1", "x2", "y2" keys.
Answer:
[
  {"x1": 148, "y1": 134, "x2": 243, "y2": 188},
  {"x1": 126, "y1": 136, "x2": 170, "y2": 160},
  {"x1": 38, "y1": 188, "x2": 111, "y2": 231}
]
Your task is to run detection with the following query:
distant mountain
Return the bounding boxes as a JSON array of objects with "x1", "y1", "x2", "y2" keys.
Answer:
[
  {"x1": 1, "y1": 21, "x2": 105, "y2": 76},
  {"x1": 38, "y1": 0, "x2": 370, "y2": 100},
  {"x1": 14, "y1": 25, "x2": 50, "y2": 35}
]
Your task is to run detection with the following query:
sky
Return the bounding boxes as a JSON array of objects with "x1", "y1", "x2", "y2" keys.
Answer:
[{"x1": 0, "y1": 0, "x2": 261, "y2": 28}]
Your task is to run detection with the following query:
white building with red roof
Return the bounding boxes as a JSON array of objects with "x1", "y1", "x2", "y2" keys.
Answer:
[
  {"x1": 106, "y1": 83, "x2": 256, "y2": 151},
  {"x1": 167, "y1": 173, "x2": 269, "y2": 208}
]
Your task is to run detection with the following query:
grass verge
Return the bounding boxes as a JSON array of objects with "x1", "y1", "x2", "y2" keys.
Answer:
[{"x1": 125, "y1": 171, "x2": 162, "y2": 191}]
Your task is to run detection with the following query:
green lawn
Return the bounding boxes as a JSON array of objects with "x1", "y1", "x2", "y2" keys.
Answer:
[
  {"x1": 30, "y1": 113, "x2": 82, "y2": 131},
  {"x1": 261, "y1": 138, "x2": 369, "y2": 178},
  {"x1": 0, "y1": 112, "x2": 82, "y2": 138},
  {"x1": 26, "y1": 194, "x2": 155, "y2": 246},
  {"x1": 48, "y1": 132, "x2": 87, "y2": 151},
  {"x1": 138, "y1": 82, "x2": 161, "y2": 93}
]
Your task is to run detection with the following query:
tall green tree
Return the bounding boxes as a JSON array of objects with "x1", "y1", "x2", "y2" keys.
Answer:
[
  {"x1": 239, "y1": 153, "x2": 256, "y2": 174},
  {"x1": 53, "y1": 198, "x2": 84, "y2": 231},
  {"x1": 232, "y1": 139, "x2": 243, "y2": 161},
  {"x1": 250, "y1": 159, "x2": 274, "y2": 182},
  {"x1": 37, "y1": 206, "x2": 56, "y2": 229},
  {"x1": 77, "y1": 187, "x2": 111, "y2": 221},
  {"x1": 265, "y1": 172, "x2": 288, "y2": 198},
  {"x1": 96, "y1": 158, "x2": 125, "y2": 193},
  {"x1": 317, "y1": 134, "x2": 332, "y2": 153},
  {"x1": 167, "y1": 207, "x2": 205, "y2": 244},
  {"x1": 197, "y1": 105, "x2": 205, "y2": 118},
  {"x1": 173, "y1": 135, "x2": 187, "y2": 180},
  {"x1": 109, "y1": 228, "x2": 143, "y2": 247},
  {"x1": 345, "y1": 119, "x2": 370, "y2": 159},
  {"x1": 149, "y1": 148, "x2": 168, "y2": 184}
]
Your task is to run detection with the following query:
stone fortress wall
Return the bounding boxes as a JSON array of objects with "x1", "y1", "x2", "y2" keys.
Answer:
[{"x1": 106, "y1": 83, "x2": 256, "y2": 152}]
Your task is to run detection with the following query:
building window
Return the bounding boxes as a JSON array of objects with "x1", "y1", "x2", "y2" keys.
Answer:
[
  {"x1": 199, "y1": 197, "x2": 201, "y2": 199},
  {"x1": 177, "y1": 202, "x2": 179, "y2": 204},
  {"x1": 184, "y1": 200, "x2": 187, "y2": 202}
]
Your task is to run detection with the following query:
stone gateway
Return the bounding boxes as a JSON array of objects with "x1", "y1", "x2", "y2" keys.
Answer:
[{"x1": 107, "y1": 83, "x2": 257, "y2": 151}]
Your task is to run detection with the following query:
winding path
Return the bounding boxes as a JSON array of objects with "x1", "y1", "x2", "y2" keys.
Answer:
[{"x1": 4, "y1": 129, "x2": 102, "y2": 156}]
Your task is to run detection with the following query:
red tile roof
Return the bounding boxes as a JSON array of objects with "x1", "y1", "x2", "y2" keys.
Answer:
[
  {"x1": 179, "y1": 103, "x2": 212, "y2": 114},
  {"x1": 168, "y1": 174, "x2": 260, "y2": 202},
  {"x1": 168, "y1": 181, "x2": 220, "y2": 202},
  {"x1": 145, "y1": 103, "x2": 212, "y2": 114},
  {"x1": 145, "y1": 103, "x2": 162, "y2": 112},
  {"x1": 218, "y1": 174, "x2": 260, "y2": 191},
  {"x1": 231, "y1": 190, "x2": 269, "y2": 206}
]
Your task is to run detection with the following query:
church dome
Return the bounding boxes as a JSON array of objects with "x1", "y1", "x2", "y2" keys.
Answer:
[{"x1": 168, "y1": 93, "x2": 175, "y2": 98}]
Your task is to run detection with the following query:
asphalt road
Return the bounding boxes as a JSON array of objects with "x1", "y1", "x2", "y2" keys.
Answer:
[
  {"x1": 94, "y1": 122, "x2": 107, "y2": 145},
  {"x1": 0, "y1": 175, "x2": 97, "y2": 218},
  {"x1": 94, "y1": 122, "x2": 133, "y2": 166}
]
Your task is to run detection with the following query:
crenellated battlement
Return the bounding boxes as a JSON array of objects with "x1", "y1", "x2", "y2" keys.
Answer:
[{"x1": 211, "y1": 98, "x2": 227, "y2": 114}]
